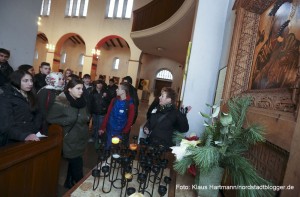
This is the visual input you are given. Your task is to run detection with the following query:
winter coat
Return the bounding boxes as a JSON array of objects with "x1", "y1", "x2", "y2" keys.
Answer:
[
  {"x1": 0, "y1": 85, "x2": 42, "y2": 146},
  {"x1": 0, "y1": 62, "x2": 14, "y2": 86},
  {"x1": 127, "y1": 83, "x2": 139, "y2": 125},
  {"x1": 34, "y1": 73, "x2": 47, "y2": 92},
  {"x1": 145, "y1": 104, "x2": 189, "y2": 147},
  {"x1": 47, "y1": 92, "x2": 89, "y2": 159},
  {"x1": 90, "y1": 89, "x2": 110, "y2": 115},
  {"x1": 107, "y1": 84, "x2": 118, "y2": 102},
  {"x1": 37, "y1": 88, "x2": 62, "y2": 134}
]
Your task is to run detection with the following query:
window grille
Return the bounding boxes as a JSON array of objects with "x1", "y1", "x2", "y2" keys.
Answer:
[
  {"x1": 156, "y1": 69, "x2": 173, "y2": 80},
  {"x1": 40, "y1": 0, "x2": 51, "y2": 16},
  {"x1": 65, "y1": 0, "x2": 89, "y2": 17},
  {"x1": 106, "y1": 0, "x2": 133, "y2": 19}
]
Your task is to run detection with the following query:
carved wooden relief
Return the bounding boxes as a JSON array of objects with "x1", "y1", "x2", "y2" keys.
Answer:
[
  {"x1": 228, "y1": 0, "x2": 300, "y2": 115},
  {"x1": 229, "y1": 11, "x2": 259, "y2": 97},
  {"x1": 241, "y1": 0, "x2": 276, "y2": 14}
]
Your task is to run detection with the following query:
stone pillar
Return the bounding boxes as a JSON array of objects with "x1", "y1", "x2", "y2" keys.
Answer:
[
  {"x1": 181, "y1": 0, "x2": 233, "y2": 136},
  {"x1": 46, "y1": 52, "x2": 56, "y2": 71},
  {"x1": 127, "y1": 60, "x2": 139, "y2": 87},
  {"x1": 82, "y1": 56, "x2": 93, "y2": 76}
]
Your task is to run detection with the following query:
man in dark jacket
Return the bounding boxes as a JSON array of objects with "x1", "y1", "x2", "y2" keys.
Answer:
[
  {"x1": 123, "y1": 76, "x2": 139, "y2": 125},
  {"x1": 107, "y1": 78, "x2": 118, "y2": 102},
  {"x1": 82, "y1": 74, "x2": 92, "y2": 112},
  {"x1": 0, "y1": 48, "x2": 14, "y2": 86},
  {"x1": 34, "y1": 62, "x2": 51, "y2": 92}
]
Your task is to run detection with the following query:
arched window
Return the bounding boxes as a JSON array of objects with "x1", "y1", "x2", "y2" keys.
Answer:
[
  {"x1": 113, "y1": 57, "x2": 120, "y2": 70},
  {"x1": 156, "y1": 69, "x2": 173, "y2": 80},
  {"x1": 34, "y1": 50, "x2": 39, "y2": 60},
  {"x1": 79, "y1": 53, "x2": 85, "y2": 66},
  {"x1": 61, "y1": 51, "x2": 67, "y2": 64}
]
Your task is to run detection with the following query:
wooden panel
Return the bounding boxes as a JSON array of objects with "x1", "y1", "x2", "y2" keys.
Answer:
[
  {"x1": 0, "y1": 125, "x2": 63, "y2": 197},
  {"x1": 245, "y1": 141, "x2": 289, "y2": 186}
]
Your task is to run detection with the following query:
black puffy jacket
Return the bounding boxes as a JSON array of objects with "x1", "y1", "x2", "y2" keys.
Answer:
[
  {"x1": 0, "y1": 85, "x2": 42, "y2": 146},
  {"x1": 90, "y1": 89, "x2": 110, "y2": 115},
  {"x1": 145, "y1": 104, "x2": 189, "y2": 147}
]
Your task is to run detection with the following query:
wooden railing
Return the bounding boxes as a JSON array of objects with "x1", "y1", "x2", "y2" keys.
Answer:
[
  {"x1": 0, "y1": 125, "x2": 63, "y2": 197},
  {"x1": 132, "y1": 0, "x2": 185, "y2": 31}
]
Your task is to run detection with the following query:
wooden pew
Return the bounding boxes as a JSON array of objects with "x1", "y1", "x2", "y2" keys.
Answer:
[{"x1": 0, "y1": 125, "x2": 63, "y2": 197}]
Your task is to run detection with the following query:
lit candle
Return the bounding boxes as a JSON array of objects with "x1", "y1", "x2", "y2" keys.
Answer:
[
  {"x1": 112, "y1": 136, "x2": 120, "y2": 144},
  {"x1": 129, "y1": 143, "x2": 137, "y2": 151},
  {"x1": 125, "y1": 173, "x2": 133, "y2": 180}
]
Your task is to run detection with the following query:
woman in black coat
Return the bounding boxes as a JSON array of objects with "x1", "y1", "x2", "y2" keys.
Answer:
[
  {"x1": 0, "y1": 70, "x2": 42, "y2": 146},
  {"x1": 143, "y1": 87, "x2": 191, "y2": 147}
]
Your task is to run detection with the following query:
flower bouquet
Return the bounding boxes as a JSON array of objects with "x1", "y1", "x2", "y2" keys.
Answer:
[{"x1": 171, "y1": 96, "x2": 275, "y2": 197}]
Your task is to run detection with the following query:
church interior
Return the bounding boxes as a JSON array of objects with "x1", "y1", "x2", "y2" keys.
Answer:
[{"x1": 1, "y1": 0, "x2": 300, "y2": 196}]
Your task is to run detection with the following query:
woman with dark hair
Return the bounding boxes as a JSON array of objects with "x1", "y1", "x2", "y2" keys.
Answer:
[
  {"x1": 18, "y1": 64, "x2": 35, "y2": 76},
  {"x1": 47, "y1": 77, "x2": 89, "y2": 188},
  {"x1": 143, "y1": 87, "x2": 191, "y2": 147},
  {"x1": 0, "y1": 70, "x2": 42, "y2": 146}
]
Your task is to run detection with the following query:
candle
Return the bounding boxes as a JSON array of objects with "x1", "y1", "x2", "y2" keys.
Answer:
[
  {"x1": 129, "y1": 143, "x2": 137, "y2": 151},
  {"x1": 112, "y1": 136, "x2": 120, "y2": 144},
  {"x1": 125, "y1": 173, "x2": 132, "y2": 180},
  {"x1": 112, "y1": 154, "x2": 120, "y2": 159}
]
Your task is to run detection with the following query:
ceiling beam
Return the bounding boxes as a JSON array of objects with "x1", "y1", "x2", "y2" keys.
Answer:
[
  {"x1": 72, "y1": 36, "x2": 81, "y2": 44},
  {"x1": 110, "y1": 39, "x2": 116, "y2": 47},
  {"x1": 69, "y1": 37, "x2": 76, "y2": 44},
  {"x1": 116, "y1": 38, "x2": 123, "y2": 48},
  {"x1": 76, "y1": 35, "x2": 85, "y2": 45}
]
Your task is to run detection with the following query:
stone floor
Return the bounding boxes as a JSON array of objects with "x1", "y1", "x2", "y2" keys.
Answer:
[{"x1": 57, "y1": 101, "x2": 198, "y2": 197}]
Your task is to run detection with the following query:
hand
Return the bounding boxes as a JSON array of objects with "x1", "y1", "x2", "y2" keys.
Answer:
[
  {"x1": 25, "y1": 134, "x2": 40, "y2": 141},
  {"x1": 98, "y1": 130, "x2": 105, "y2": 135},
  {"x1": 180, "y1": 105, "x2": 192, "y2": 114},
  {"x1": 186, "y1": 106, "x2": 192, "y2": 113},
  {"x1": 143, "y1": 127, "x2": 150, "y2": 135}
]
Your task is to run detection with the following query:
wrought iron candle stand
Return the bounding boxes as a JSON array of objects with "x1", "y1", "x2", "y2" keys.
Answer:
[{"x1": 92, "y1": 135, "x2": 172, "y2": 197}]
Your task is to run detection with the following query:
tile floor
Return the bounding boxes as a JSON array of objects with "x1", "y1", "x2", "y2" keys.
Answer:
[{"x1": 57, "y1": 101, "x2": 198, "y2": 197}]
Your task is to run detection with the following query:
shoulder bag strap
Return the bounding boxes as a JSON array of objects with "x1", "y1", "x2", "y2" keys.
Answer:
[{"x1": 64, "y1": 108, "x2": 80, "y2": 137}]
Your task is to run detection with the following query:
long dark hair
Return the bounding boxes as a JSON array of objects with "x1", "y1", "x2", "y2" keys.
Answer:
[
  {"x1": 9, "y1": 70, "x2": 38, "y2": 111},
  {"x1": 65, "y1": 77, "x2": 83, "y2": 91}
]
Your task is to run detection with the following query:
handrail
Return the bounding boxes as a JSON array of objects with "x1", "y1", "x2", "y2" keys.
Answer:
[{"x1": 132, "y1": 0, "x2": 185, "y2": 31}]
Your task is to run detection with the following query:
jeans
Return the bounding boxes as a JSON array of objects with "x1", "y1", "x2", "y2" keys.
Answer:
[{"x1": 92, "y1": 114, "x2": 105, "y2": 140}]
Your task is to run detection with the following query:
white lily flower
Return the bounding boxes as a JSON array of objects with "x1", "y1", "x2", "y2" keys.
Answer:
[{"x1": 170, "y1": 139, "x2": 201, "y2": 161}]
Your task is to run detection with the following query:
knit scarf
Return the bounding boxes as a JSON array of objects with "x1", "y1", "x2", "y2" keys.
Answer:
[
  {"x1": 64, "y1": 92, "x2": 86, "y2": 109},
  {"x1": 158, "y1": 103, "x2": 175, "y2": 113}
]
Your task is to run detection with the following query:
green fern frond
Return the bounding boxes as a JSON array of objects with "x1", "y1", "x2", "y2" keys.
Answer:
[
  {"x1": 241, "y1": 125, "x2": 266, "y2": 145},
  {"x1": 173, "y1": 155, "x2": 194, "y2": 175},
  {"x1": 190, "y1": 146, "x2": 220, "y2": 172},
  {"x1": 228, "y1": 96, "x2": 252, "y2": 129},
  {"x1": 224, "y1": 155, "x2": 275, "y2": 197}
]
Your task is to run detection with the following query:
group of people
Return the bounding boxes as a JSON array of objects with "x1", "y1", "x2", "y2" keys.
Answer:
[{"x1": 0, "y1": 47, "x2": 191, "y2": 190}]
